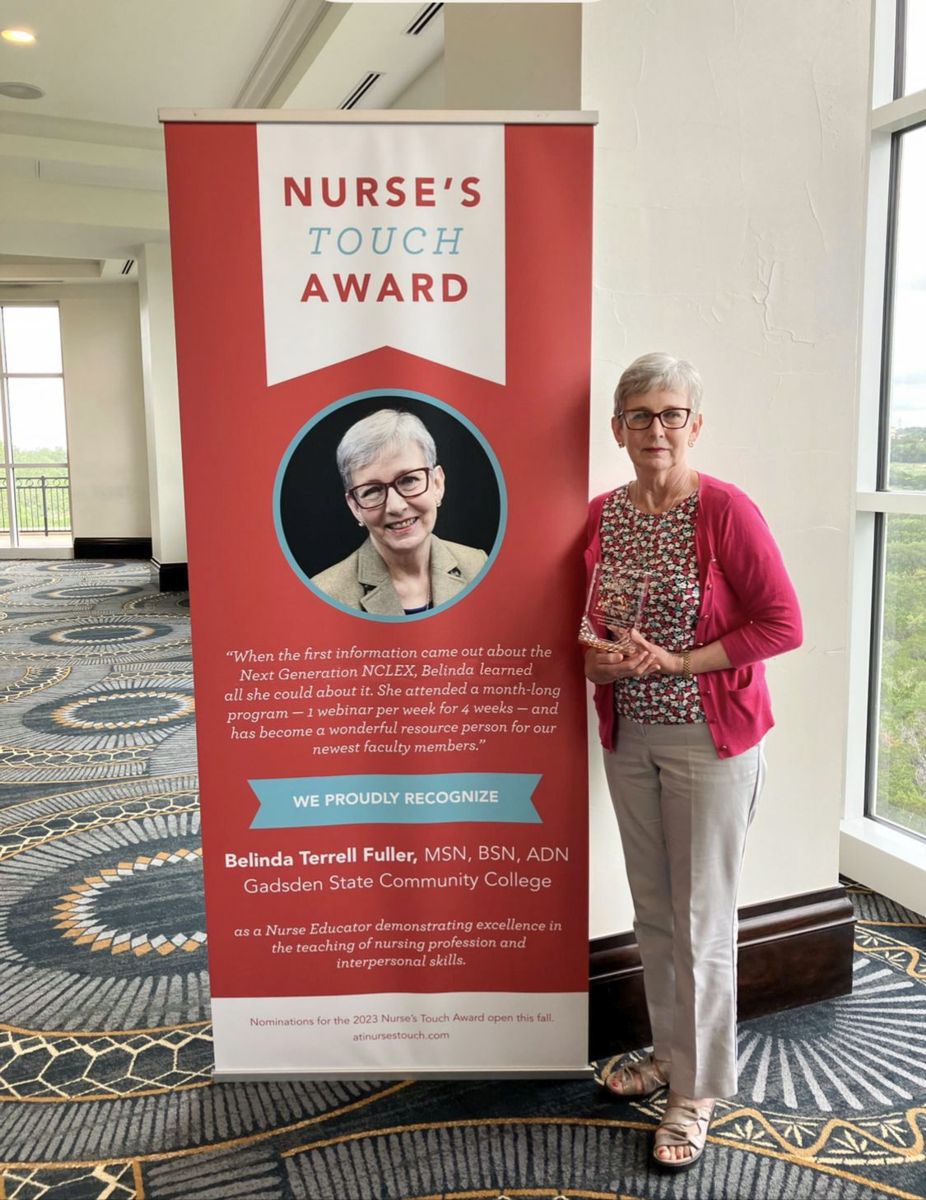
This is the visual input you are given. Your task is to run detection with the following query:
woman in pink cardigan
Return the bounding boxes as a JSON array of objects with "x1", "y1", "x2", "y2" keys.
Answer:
[{"x1": 584, "y1": 353, "x2": 801, "y2": 1172}]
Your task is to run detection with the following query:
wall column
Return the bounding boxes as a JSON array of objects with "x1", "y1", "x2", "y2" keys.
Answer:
[
  {"x1": 443, "y1": 4, "x2": 580, "y2": 110},
  {"x1": 137, "y1": 242, "x2": 187, "y2": 589}
]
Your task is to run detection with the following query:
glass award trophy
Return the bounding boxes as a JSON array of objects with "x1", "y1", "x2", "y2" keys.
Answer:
[{"x1": 579, "y1": 563, "x2": 651, "y2": 653}]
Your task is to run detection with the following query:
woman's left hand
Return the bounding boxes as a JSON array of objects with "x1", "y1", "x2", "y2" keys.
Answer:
[{"x1": 624, "y1": 629, "x2": 682, "y2": 676}]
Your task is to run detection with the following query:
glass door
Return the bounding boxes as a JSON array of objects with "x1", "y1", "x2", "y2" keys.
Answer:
[{"x1": 0, "y1": 305, "x2": 72, "y2": 550}]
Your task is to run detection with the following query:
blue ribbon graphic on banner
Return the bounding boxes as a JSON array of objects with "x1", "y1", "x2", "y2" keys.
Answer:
[{"x1": 249, "y1": 773, "x2": 542, "y2": 828}]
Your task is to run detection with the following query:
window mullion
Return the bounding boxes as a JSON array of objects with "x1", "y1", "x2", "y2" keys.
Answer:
[
  {"x1": 894, "y1": 0, "x2": 906, "y2": 98},
  {"x1": 864, "y1": 513, "x2": 887, "y2": 821},
  {"x1": 857, "y1": 492, "x2": 926, "y2": 514},
  {"x1": 0, "y1": 309, "x2": 15, "y2": 542},
  {"x1": 871, "y1": 92, "x2": 926, "y2": 133}
]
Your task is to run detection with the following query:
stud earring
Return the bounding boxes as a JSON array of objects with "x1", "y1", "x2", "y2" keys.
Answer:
[
  {"x1": 357, "y1": 520, "x2": 364, "y2": 527},
  {"x1": 617, "y1": 442, "x2": 624, "y2": 449},
  {"x1": 688, "y1": 438, "x2": 695, "y2": 447}
]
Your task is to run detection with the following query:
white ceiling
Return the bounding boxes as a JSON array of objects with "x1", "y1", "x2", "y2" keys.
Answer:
[
  {"x1": 282, "y1": 4, "x2": 444, "y2": 111},
  {"x1": 0, "y1": 0, "x2": 442, "y2": 129},
  {"x1": 0, "y1": 0, "x2": 444, "y2": 273},
  {"x1": 0, "y1": 0, "x2": 301, "y2": 128}
]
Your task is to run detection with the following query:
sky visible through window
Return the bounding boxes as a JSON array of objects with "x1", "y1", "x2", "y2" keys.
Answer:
[
  {"x1": 905, "y1": 0, "x2": 926, "y2": 95},
  {"x1": 889, "y1": 125, "x2": 926, "y2": 439},
  {"x1": 0, "y1": 306, "x2": 67, "y2": 458}
]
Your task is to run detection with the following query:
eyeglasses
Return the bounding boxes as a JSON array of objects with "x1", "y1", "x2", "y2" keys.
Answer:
[
  {"x1": 347, "y1": 466, "x2": 437, "y2": 509},
  {"x1": 618, "y1": 407, "x2": 692, "y2": 430}
]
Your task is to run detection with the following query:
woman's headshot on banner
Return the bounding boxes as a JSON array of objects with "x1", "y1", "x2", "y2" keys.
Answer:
[
  {"x1": 275, "y1": 395, "x2": 504, "y2": 619},
  {"x1": 312, "y1": 409, "x2": 487, "y2": 615}
]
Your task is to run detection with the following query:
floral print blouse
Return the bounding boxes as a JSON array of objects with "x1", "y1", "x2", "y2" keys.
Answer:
[{"x1": 599, "y1": 485, "x2": 706, "y2": 724}]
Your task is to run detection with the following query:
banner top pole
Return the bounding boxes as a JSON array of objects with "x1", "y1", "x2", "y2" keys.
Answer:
[{"x1": 158, "y1": 108, "x2": 598, "y2": 126}]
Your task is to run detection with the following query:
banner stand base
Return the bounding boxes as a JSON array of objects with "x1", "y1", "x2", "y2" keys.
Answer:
[{"x1": 212, "y1": 1066, "x2": 595, "y2": 1082}]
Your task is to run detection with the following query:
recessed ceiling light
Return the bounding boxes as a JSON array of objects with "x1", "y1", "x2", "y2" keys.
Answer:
[
  {"x1": 0, "y1": 81, "x2": 44, "y2": 100},
  {"x1": 1, "y1": 29, "x2": 36, "y2": 46}
]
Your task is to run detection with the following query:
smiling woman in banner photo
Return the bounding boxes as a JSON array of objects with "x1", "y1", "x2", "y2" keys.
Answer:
[
  {"x1": 311, "y1": 409, "x2": 488, "y2": 616},
  {"x1": 582, "y1": 353, "x2": 802, "y2": 1173}
]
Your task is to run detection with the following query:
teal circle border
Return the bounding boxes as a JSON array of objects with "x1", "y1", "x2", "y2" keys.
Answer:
[{"x1": 273, "y1": 389, "x2": 508, "y2": 623}]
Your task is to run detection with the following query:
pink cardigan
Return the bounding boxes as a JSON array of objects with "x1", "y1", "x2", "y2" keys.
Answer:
[{"x1": 586, "y1": 473, "x2": 802, "y2": 759}]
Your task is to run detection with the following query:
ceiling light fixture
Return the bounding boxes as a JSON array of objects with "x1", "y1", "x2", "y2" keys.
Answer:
[
  {"x1": 0, "y1": 81, "x2": 44, "y2": 99},
  {"x1": 1, "y1": 29, "x2": 36, "y2": 45}
]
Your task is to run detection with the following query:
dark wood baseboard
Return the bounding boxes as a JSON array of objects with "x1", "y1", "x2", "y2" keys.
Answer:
[
  {"x1": 71, "y1": 542, "x2": 187, "y2": 592},
  {"x1": 589, "y1": 885, "x2": 855, "y2": 1059},
  {"x1": 151, "y1": 560, "x2": 189, "y2": 592},
  {"x1": 73, "y1": 537, "x2": 153, "y2": 560}
]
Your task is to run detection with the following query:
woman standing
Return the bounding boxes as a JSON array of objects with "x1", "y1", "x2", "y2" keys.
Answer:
[{"x1": 584, "y1": 353, "x2": 801, "y2": 1171}]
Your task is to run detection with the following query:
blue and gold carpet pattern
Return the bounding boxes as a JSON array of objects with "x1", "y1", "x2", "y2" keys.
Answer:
[{"x1": 0, "y1": 561, "x2": 923, "y2": 1199}]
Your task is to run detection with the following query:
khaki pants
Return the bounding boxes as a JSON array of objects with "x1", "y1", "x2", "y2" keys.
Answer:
[{"x1": 603, "y1": 720, "x2": 766, "y2": 1098}]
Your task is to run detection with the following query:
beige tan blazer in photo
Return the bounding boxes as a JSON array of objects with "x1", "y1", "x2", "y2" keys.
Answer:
[{"x1": 311, "y1": 535, "x2": 488, "y2": 616}]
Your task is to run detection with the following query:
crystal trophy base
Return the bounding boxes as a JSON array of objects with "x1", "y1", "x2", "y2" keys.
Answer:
[
  {"x1": 579, "y1": 564, "x2": 651, "y2": 654},
  {"x1": 578, "y1": 615, "x2": 623, "y2": 653}
]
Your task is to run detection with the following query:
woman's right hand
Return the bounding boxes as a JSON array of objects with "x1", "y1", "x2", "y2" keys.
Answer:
[{"x1": 583, "y1": 644, "x2": 655, "y2": 683}]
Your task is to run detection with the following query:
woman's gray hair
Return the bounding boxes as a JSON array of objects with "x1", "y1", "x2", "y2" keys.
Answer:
[
  {"x1": 614, "y1": 353, "x2": 703, "y2": 416},
  {"x1": 336, "y1": 409, "x2": 438, "y2": 489}
]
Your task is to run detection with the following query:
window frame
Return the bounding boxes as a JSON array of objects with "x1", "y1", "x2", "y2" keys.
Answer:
[
  {"x1": 841, "y1": 0, "x2": 926, "y2": 909},
  {"x1": 0, "y1": 302, "x2": 73, "y2": 549}
]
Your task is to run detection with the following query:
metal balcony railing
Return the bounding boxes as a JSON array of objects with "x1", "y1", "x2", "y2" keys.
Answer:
[{"x1": 0, "y1": 475, "x2": 72, "y2": 535}]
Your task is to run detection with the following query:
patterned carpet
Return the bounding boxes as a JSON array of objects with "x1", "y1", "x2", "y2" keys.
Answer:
[{"x1": 0, "y1": 560, "x2": 924, "y2": 1200}]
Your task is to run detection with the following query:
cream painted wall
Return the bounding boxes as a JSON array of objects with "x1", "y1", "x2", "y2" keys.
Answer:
[
  {"x1": 583, "y1": 0, "x2": 871, "y2": 936},
  {"x1": 0, "y1": 284, "x2": 150, "y2": 541},
  {"x1": 444, "y1": 4, "x2": 581, "y2": 109},
  {"x1": 137, "y1": 243, "x2": 187, "y2": 566}
]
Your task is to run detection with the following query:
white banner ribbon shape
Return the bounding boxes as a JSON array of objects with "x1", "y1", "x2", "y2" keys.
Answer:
[{"x1": 257, "y1": 124, "x2": 506, "y2": 386}]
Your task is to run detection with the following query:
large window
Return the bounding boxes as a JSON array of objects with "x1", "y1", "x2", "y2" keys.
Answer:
[
  {"x1": 0, "y1": 305, "x2": 72, "y2": 549},
  {"x1": 861, "y1": 0, "x2": 926, "y2": 844}
]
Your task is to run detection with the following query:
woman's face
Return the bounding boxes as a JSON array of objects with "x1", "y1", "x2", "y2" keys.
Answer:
[
  {"x1": 610, "y1": 388, "x2": 702, "y2": 474},
  {"x1": 346, "y1": 443, "x2": 445, "y2": 559}
]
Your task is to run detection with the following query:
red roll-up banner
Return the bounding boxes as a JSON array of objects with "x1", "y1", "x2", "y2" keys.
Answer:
[{"x1": 163, "y1": 113, "x2": 594, "y2": 1077}]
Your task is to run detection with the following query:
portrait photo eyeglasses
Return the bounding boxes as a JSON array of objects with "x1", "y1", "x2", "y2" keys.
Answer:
[
  {"x1": 347, "y1": 466, "x2": 437, "y2": 509},
  {"x1": 618, "y1": 408, "x2": 692, "y2": 430}
]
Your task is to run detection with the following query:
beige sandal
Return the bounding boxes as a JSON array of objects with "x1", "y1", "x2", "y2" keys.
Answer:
[
  {"x1": 599, "y1": 1053, "x2": 670, "y2": 1097},
  {"x1": 652, "y1": 1098, "x2": 715, "y2": 1171}
]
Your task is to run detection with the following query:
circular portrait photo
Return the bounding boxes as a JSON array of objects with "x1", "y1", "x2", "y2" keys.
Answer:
[{"x1": 275, "y1": 390, "x2": 506, "y2": 622}]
